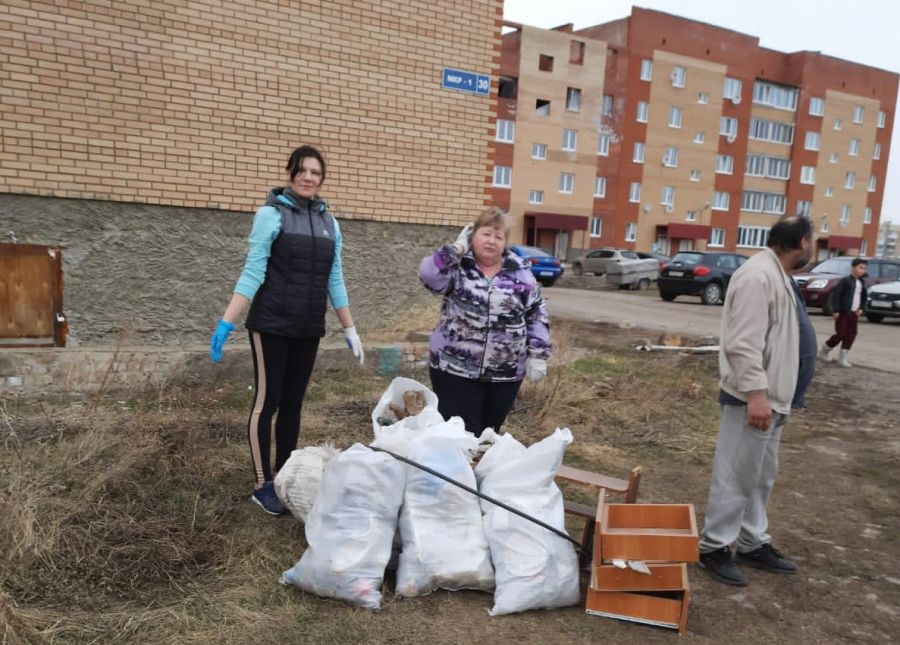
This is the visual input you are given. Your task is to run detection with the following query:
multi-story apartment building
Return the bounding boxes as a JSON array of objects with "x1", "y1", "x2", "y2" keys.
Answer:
[
  {"x1": 493, "y1": 8, "x2": 897, "y2": 261},
  {"x1": 876, "y1": 220, "x2": 899, "y2": 258}
]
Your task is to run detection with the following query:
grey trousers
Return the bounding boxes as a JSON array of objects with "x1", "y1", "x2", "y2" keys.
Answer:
[{"x1": 699, "y1": 404, "x2": 789, "y2": 554}]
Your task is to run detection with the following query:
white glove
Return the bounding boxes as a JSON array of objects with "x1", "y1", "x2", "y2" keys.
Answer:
[
  {"x1": 453, "y1": 224, "x2": 474, "y2": 254},
  {"x1": 525, "y1": 357, "x2": 547, "y2": 383},
  {"x1": 343, "y1": 326, "x2": 364, "y2": 365}
]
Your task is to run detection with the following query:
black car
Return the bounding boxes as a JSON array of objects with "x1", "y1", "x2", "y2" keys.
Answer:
[{"x1": 658, "y1": 251, "x2": 749, "y2": 305}]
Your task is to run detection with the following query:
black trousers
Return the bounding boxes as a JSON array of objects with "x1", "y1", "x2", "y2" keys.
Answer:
[
  {"x1": 247, "y1": 331, "x2": 320, "y2": 485},
  {"x1": 429, "y1": 368, "x2": 522, "y2": 438}
]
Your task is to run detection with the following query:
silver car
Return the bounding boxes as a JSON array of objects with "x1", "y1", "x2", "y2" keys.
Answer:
[
  {"x1": 865, "y1": 279, "x2": 900, "y2": 323},
  {"x1": 572, "y1": 248, "x2": 639, "y2": 276}
]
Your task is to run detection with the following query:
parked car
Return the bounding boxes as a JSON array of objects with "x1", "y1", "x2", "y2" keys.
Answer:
[
  {"x1": 572, "y1": 248, "x2": 639, "y2": 276},
  {"x1": 864, "y1": 279, "x2": 900, "y2": 323},
  {"x1": 635, "y1": 251, "x2": 671, "y2": 269},
  {"x1": 793, "y1": 256, "x2": 900, "y2": 315},
  {"x1": 508, "y1": 244, "x2": 564, "y2": 287},
  {"x1": 657, "y1": 251, "x2": 749, "y2": 305}
]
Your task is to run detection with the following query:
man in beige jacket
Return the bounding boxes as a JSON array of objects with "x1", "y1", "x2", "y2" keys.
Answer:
[{"x1": 699, "y1": 217, "x2": 815, "y2": 586}]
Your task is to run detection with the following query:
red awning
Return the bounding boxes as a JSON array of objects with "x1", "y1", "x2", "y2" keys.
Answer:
[
  {"x1": 827, "y1": 235, "x2": 863, "y2": 250},
  {"x1": 528, "y1": 212, "x2": 588, "y2": 231},
  {"x1": 666, "y1": 223, "x2": 713, "y2": 240}
]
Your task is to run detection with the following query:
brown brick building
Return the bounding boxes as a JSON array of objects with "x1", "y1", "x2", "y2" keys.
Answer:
[{"x1": 493, "y1": 8, "x2": 898, "y2": 261}]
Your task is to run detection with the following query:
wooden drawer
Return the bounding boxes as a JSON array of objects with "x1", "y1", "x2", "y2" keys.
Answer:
[
  {"x1": 597, "y1": 501, "x2": 699, "y2": 563},
  {"x1": 591, "y1": 562, "x2": 688, "y2": 592},
  {"x1": 586, "y1": 587, "x2": 690, "y2": 635}
]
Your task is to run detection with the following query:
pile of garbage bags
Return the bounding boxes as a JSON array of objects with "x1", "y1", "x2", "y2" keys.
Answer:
[{"x1": 279, "y1": 377, "x2": 580, "y2": 615}]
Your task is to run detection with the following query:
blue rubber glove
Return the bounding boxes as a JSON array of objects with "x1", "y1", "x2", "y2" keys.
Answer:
[{"x1": 209, "y1": 319, "x2": 235, "y2": 363}]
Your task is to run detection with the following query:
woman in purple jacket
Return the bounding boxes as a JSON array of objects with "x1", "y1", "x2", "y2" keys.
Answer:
[{"x1": 419, "y1": 207, "x2": 551, "y2": 437}]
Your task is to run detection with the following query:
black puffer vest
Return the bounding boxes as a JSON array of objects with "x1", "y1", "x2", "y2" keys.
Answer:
[{"x1": 245, "y1": 187, "x2": 336, "y2": 338}]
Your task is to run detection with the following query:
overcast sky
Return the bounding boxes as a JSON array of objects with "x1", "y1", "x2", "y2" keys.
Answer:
[{"x1": 504, "y1": 0, "x2": 899, "y2": 224}]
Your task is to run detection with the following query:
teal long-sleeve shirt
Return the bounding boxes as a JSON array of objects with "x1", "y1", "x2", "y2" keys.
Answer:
[{"x1": 233, "y1": 205, "x2": 350, "y2": 309}]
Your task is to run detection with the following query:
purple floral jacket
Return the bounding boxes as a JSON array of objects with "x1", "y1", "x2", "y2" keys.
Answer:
[{"x1": 419, "y1": 244, "x2": 551, "y2": 382}]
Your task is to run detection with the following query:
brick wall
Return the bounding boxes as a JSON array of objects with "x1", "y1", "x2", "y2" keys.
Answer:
[{"x1": 0, "y1": 0, "x2": 502, "y2": 225}]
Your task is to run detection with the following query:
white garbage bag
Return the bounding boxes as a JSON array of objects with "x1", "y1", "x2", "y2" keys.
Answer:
[
  {"x1": 394, "y1": 428, "x2": 494, "y2": 597},
  {"x1": 280, "y1": 444, "x2": 405, "y2": 610},
  {"x1": 371, "y1": 377, "x2": 445, "y2": 453},
  {"x1": 274, "y1": 445, "x2": 340, "y2": 522},
  {"x1": 475, "y1": 428, "x2": 580, "y2": 616}
]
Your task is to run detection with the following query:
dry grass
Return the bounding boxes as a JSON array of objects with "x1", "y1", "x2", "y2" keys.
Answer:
[{"x1": 0, "y1": 320, "x2": 725, "y2": 644}]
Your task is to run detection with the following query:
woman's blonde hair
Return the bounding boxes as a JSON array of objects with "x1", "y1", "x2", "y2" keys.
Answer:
[{"x1": 472, "y1": 207, "x2": 511, "y2": 240}]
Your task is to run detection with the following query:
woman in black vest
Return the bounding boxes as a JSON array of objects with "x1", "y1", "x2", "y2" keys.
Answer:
[{"x1": 209, "y1": 145, "x2": 364, "y2": 515}]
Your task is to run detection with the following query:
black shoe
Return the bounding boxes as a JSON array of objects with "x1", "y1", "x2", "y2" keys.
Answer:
[
  {"x1": 736, "y1": 544, "x2": 797, "y2": 574},
  {"x1": 699, "y1": 547, "x2": 748, "y2": 586}
]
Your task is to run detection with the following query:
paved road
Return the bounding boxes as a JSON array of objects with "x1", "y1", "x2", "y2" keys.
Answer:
[{"x1": 545, "y1": 286, "x2": 900, "y2": 374}]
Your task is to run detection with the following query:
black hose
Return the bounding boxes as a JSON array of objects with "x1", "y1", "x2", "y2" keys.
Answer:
[{"x1": 367, "y1": 445, "x2": 582, "y2": 549}]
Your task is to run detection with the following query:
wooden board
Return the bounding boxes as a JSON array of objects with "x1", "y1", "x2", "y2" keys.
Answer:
[
  {"x1": 592, "y1": 562, "x2": 688, "y2": 592},
  {"x1": 586, "y1": 587, "x2": 690, "y2": 635},
  {"x1": 598, "y1": 502, "x2": 699, "y2": 562}
]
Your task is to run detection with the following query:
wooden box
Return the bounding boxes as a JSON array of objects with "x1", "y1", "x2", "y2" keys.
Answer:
[
  {"x1": 597, "y1": 501, "x2": 699, "y2": 563},
  {"x1": 592, "y1": 562, "x2": 688, "y2": 592},
  {"x1": 586, "y1": 586, "x2": 690, "y2": 635}
]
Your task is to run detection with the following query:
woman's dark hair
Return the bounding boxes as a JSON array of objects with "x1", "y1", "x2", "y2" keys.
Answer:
[
  {"x1": 285, "y1": 145, "x2": 326, "y2": 182},
  {"x1": 767, "y1": 216, "x2": 813, "y2": 251}
]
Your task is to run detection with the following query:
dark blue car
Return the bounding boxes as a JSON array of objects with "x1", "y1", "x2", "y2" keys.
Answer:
[{"x1": 508, "y1": 244, "x2": 564, "y2": 287}]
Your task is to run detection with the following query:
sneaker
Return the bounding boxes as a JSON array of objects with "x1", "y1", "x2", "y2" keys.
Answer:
[
  {"x1": 736, "y1": 544, "x2": 798, "y2": 574},
  {"x1": 699, "y1": 547, "x2": 748, "y2": 586},
  {"x1": 251, "y1": 481, "x2": 287, "y2": 516},
  {"x1": 837, "y1": 350, "x2": 852, "y2": 368}
]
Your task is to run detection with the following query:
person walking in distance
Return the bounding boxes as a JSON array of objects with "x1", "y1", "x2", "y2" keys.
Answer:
[
  {"x1": 209, "y1": 145, "x2": 365, "y2": 515},
  {"x1": 698, "y1": 216, "x2": 816, "y2": 586},
  {"x1": 818, "y1": 258, "x2": 867, "y2": 367}
]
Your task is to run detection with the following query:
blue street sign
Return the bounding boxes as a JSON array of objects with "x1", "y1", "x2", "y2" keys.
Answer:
[{"x1": 442, "y1": 67, "x2": 490, "y2": 96}]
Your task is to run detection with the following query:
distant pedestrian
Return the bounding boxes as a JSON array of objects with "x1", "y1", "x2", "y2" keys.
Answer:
[
  {"x1": 818, "y1": 258, "x2": 867, "y2": 367},
  {"x1": 209, "y1": 145, "x2": 365, "y2": 516},
  {"x1": 698, "y1": 216, "x2": 815, "y2": 587},
  {"x1": 419, "y1": 207, "x2": 551, "y2": 436}
]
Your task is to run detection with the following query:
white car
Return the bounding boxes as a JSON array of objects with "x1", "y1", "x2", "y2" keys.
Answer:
[{"x1": 865, "y1": 279, "x2": 900, "y2": 323}]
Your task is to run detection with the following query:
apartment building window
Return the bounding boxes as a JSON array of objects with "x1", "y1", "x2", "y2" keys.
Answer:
[
  {"x1": 868, "y1": 175, "x2": 877, "y2": 192},
  {"x1": 640, "y1": 59, "x2": 653, "y2": 81},
  {"x1": 752, "y1": 81, "x2": 798, "y2": 111},
  {"x1": 689, "y1": 170, "x2": 701, "y2": 182},
  {"x1": 566, "y1": 87, "x2": 582, "y2": 112},
  {"x1": 698, "y1": 91, "x2": 709, "y2": 104},
  {"x1": 716, "y1": 154, "x2": 734, "y2": 174},
  {"x1": 694, "y1": 131, "x2": 705, "y2": 144},
  {"x1": 874, "y1": 142, "x2": 882, "y2": 159},
  {"x1": 713, "y1": 191, "x2": 730, "y2": 210},
  {"x1": 797, "y1": 200, "x2": 811, "y2": 218},
  {"x1": 636, "y1": 101, "x2": 649, "y2": 122},
  {"x1": 861, "y1": 240, "x2": 868, "y2": 255},
  {"x1": 562, "y1": 129, "x2": 578, "y2": 151},
  {"x1": 538, "y1": 54, "x2": 553, "y2": 72},
  {"x1": 804, "y1": 131, "x2": 820, "y2": 151},
  {"x1": 594, "y1": 176, "x2": 606, "y2": 198},
  {"x1": 629, "y1": 182, "x2": 641, "y2": 203},
  {"x1": 853, "y1": 105, "x2": 864, "y2": 124},
  {"x1": 633, "y1": 142, "x2": 645, "y2": 163},
  {"x1": 686, "y1": 210, "x2": 697, "y2": 221},
  {"x1": 669, "y1": 106, "x2": 683, "y2": 128},
  {"x1": 742, "y1": 190, "x2": 787, "y2": 214},
  {"x1": 625, "y1": 222, "x2": 637, "y2": 242},
  {"x1": 737, "y1": 225, "x2": 770, "y2": 248},
  {"x1": 710, "y1": 228, "x2": 725, "y2": 247},
  {"x1": 829, "y1": 152, "x2": 839, "y2": 163},
  {"x1": 671, "y1": 65, "x2": 686, "y2": 88},
  {"x1": 844, "y1": 172, "x2": 856, "y2": 189},
  {"x1": 834, "y1": 119, "x2": 842, "y2": 130},
  {"x1": 602, "y1": 94, "x2": 613, "y2": 117},
  {"x1": 825, "y1": 186, "x2": 834, "y2": 197},
  {"x1": 864, "y1": 207, "x2": 873, "y2": 224},
  {"x1": 800, "y1": 166, "x2": 816, "y2": 185},
  {"x1": 724, "y1": 77, "x2": 742, "y2": 101},
  {"x1": 570, "y1": 40, "x2": 585, "y2": 65},
  {"x1": 720, "y1": 116, "x2": 738, "y2": 138},
  {"x1": 532, "y1": 143, "x2": 548, "y2": 159},
  {"x1": 495, "y1": 119, "x2": 515, "y2": 143},
  {"x1": 536, "y1": 99, "x2": 551, "y2": 116},
  {"x1": 809, "y1": 97, "x2": 825, "y2": 116},
  {"x1": 821, "y1": 219, "x2": 829, "y2": 233},
  {"x1": 528, "y1": 190, "x2": 544, "y2": 204},
  {"x1": 745, "y1": 154, "x2": 790, "y2": 180},
  {"x1": 878, "y1": 110, "x2": 886, "y2": 128},
  {"x1": 499, "y1": 76, "x2": 518, "y2": 99},
  {"x1": 559, "y1": 172, "x2": 574, "y2": 194},
  {"x1": 848, "y1": 138, "x2": 860, "y2": 156},
  {"x1": 663, "y1": 146, "x2": 679, "y2": 167},
  {"x1": 590, "y1": 217, "x2": 603, "y2": 237},
  {"x1": 493, "y1": 166, "x2": 511, "y2": 187},
  {"x1": 661, "y1": 185, "x2": 676, "y2": 207},
  {"x1": 749, "y1": 117, "x2": 794, "y2": 144},
  {"x1": 840, "y1": 205, "x2": 851, "y2": 226},
  {"x1": 598, "y1": 133, "x2": 610, "y2": 156}
]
